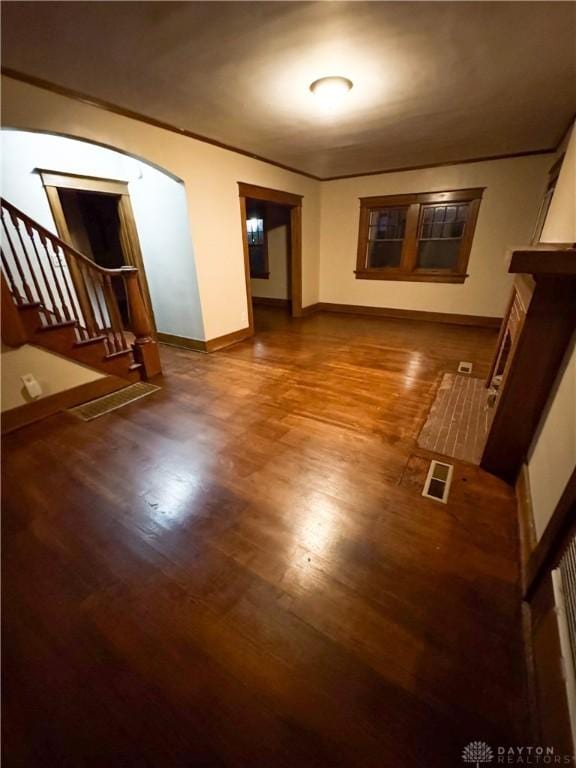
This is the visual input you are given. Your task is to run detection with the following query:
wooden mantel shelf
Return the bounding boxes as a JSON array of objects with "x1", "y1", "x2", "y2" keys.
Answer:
[{"x1": 506, "y1": 243, "x2": 576, "y2": 276}]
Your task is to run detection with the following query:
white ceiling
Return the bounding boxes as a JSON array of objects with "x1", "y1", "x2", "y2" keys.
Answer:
[{"x1": 2, "y1": 1, "x2": 575, "y2": 178}]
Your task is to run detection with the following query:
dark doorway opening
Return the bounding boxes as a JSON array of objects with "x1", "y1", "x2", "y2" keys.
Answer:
[
  {"x1": 41, "y1": 170, "x2": 156, "y2": 333},
  {"x1": 59, "y1": 190, "x2": 125, "y2": 270},
  {"x1": 238, "y1": 182, "x2": 303, "y2": 339},
  {"x1": 58, "y1": 189, "x2": 129, "y2": 325},
  {"x1": 246, "y1": 198, "x2": 292, "y2": 326}
]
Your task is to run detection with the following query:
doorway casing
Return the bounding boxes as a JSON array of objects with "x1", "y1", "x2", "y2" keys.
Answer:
[
  {"x1": 39, "y1": 169, "x2": 156, "y2": 329},
  {"x1": 238, "y1": 182, "x2": 303, "y2": 334}
]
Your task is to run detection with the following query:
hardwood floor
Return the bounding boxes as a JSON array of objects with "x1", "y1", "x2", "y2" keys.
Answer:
[{"x1": 2, "y1": 308, "x2": 526, "y2": 767}]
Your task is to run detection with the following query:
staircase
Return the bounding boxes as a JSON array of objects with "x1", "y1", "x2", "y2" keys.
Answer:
[{"x1": 1, "y1": 199, "x2": 161, "y2": 381}]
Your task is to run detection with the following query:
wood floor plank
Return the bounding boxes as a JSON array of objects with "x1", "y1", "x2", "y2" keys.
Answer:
[{"x1": 2, "y1": 308, "x2": 526, "y2": 767}]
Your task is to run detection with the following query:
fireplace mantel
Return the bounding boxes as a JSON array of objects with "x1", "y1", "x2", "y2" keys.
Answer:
[{"x1": 481, "y1": 244, "x2": 576, "y2": 482}]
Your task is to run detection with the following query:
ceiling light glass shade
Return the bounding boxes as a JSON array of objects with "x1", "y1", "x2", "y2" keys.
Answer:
[
  {"x1": 310, "y1": 76, "x2": 353, "y2": 96},
  {"x1": 309, "y1": 76, "x2": 353, "y2": 111}
]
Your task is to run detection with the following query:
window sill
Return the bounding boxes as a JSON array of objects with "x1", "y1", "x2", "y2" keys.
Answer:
[
  {"x1": 354, "y1": 270, "x2": 468, "y2": 284},
  {"x1": 250, "y1": 272, "x2": 270, "y2": 280}
]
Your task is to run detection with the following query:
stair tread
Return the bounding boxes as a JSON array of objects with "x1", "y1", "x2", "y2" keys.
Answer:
[
  {"x1": 36, "y1": 320, "x2": 78, "y2": 331},
  {"x1": 105, "y1": 348, "x2": 132, "y2": 360},
  {"x1": 74, "y1": 336, "x2": 107, "y2": 347}
]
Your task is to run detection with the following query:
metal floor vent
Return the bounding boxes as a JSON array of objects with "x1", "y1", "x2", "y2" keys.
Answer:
[
  {"x1": 422, "y1": 460, "x2": 454, "y2": 503},
  {"x1": 458, "y1": 361, "x2": 473, "y2": 374},
  {"x1": 68, "y1": 382, "x2": 161, "y2": 421}
]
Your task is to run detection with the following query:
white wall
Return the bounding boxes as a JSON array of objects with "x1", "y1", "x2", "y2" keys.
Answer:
[
  {"x1": 1, "y1": 76, "x2": 321, "y2": 341},
  {"x1": 319, "y1": 154, "x2": 551, "y2": 318},
  {"x1": 1, "y1": 129, "x2": 205, "y2": 341},
  {"x1": 528, "y1": 122, "x2": 576, "y2": 538},
  {"x1": 251, "y1": 225, "x2": 290, "y2": 300}
]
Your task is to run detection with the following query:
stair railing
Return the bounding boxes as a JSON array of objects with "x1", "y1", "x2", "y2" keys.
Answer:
[{"x1": 1, "y1": 199, "x2": 160, "y2": 376}]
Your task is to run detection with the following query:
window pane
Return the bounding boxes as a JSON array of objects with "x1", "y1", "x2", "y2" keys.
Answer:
[
  {"x1": 249, "y1": 245, "x2": 266, "y2": 276},
  {"x1": 247, "y1": 217, "x2": 264, "y2": 246},
  {"x1": 368, "y1": 240, "x2": 403, "y2": 268},
  {"x1": 417, "y1": 240, "x2": 461, "y2": 270},
  {"x1": 366, "y1": 206, "x2": 407, "y2": 268},
  {"x1": 416, "y1": 202, "x2": 468, "y2": 270},
  {"x1": 369, "y1": 207, "x2": 406, "y2": 240}
]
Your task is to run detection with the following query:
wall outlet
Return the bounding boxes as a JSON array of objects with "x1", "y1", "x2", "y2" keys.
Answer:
[{"x1": 21, "y1": 373, "x2": 43, "y2": 399}]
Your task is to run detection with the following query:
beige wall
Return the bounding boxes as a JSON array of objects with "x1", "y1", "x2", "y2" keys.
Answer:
[
  {"x1": 251, "y1": 225, "x2": 290, "y2": 300},
  {"x1": 538, "y1": 122, "x2": 576, "y2": 743},
  {"x1": 529, "y1": 338, "x2": 576, "y2": 538},
  {"x1": 1, "y1": 344, "x2": 104, "y2": 411},
  {"x1": 1, "y1": 76, "x2": 321, "y2": 341},
  {"x1": 541, "y1": 124, "x2": 576, "y2": 242},
  {"x1": 528, "y1": 122, "x2": 576, "y2": 539},
  {"x1": 319, "y1": 155, "x2": 551, "y2": 318},
  {"x1": 2, "y1": 74, "x2": 556, "y2": 337}
]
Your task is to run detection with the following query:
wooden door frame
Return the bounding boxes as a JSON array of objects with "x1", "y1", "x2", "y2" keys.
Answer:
[
  {"x1": 238, "y1": 182, "x2": 303, "y2": 333},
  {"x1": 38, "y1": 169, "x2": 156, "y2": 330}
]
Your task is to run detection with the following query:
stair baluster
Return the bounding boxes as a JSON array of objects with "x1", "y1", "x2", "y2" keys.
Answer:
[
  {"x1": 7, "y1": 209, "x2": 45, "y2": 307},
  {"x1": 102, "y1": 274, "x2": 128, "y2": 353},
  {"x1": 23, "y1": 222, "x2": 67, "y2": 324},
  {"x1": 0, "y1": 198, "x2": 162, "y2": 379},
  {"x1": 1, "y1": 211, "x2": 34, "y2": 302},
  {"x1": 1, "y1": 247, "x2": 21, "y2": 301}
]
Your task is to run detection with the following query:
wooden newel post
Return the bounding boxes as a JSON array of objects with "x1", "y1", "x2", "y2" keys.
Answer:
[
  {"x1": 121, "y1": 267, "x2": 162, "y2": 379},
  {"x1": 1, "y1": 272, "x2": 27, "y2": 347}
]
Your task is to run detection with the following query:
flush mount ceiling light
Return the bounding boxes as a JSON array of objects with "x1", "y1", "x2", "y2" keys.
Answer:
[{"x1": 309, "y1": 76, "x2": 353, "y2": 111}]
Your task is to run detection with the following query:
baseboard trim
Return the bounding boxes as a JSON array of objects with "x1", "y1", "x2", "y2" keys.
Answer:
[
  {"x1": 157, "y1": 332, "x2": 205, "y2": 352},
  {"x1": 516, "y1": 463, "x2": 538, "y2": 594},
  {"x1": 252, "y1": 297, "x2": 290, "y2": 308},
  {"x1": 158, "y1": 305, "x2": 499, "y2": 355},
  {"x1": 205, "y1": 326, "x2": 252, "y2": 352},
  {"x1": 300, "y1": 303, "x2": 321, "y2": 317},
  {"x1": 314, "y1": 302, "x2": 502, "y2": 328},
  {"x1": 157, "y1": 327, "x2": 252, "y2": 353},
  {"x1": 1, "y1": 375, "x2": 130, "y2": 434}
]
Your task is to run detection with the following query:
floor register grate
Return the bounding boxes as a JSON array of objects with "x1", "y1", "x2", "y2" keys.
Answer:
[
  {"x1": 422, "y1": 460, "x2": 454, "y2": 503},
  {"x1": 67, "y1": 382, "x2": 161, "y2": 421}
]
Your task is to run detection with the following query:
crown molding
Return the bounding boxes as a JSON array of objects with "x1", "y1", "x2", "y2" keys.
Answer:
[
  {"x1": 320, "y1": 148, "x2": 557, "y2": 182},
  {"x1": 1, "y1": 67, "x2": 564, "y2": 183},
  {"x1": 1, "y1": 67, "x2": 321, "y2": 181}
]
